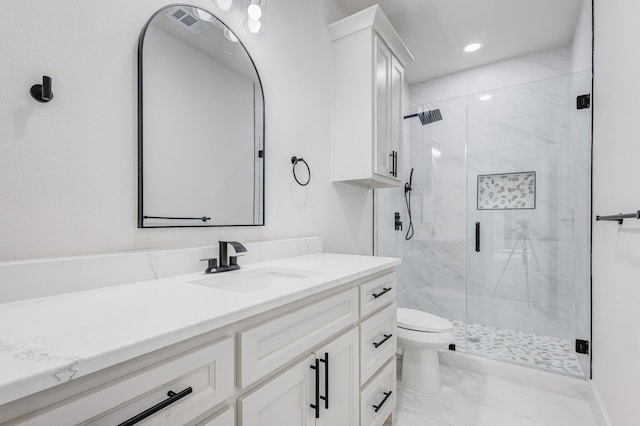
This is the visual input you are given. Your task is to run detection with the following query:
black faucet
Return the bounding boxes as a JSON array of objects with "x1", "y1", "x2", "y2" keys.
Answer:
[{"x1": 200, "y1": 241, "x2": 248, "y2": 274}]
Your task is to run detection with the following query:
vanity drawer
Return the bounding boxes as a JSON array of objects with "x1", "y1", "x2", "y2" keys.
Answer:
[
  {"x1": 360, "y1": 359, "x2": 396, "y2": 426},
  {"x1": 239, "y1": 288, "x2": 358, "y2": 388},
  {"x1": 360, "y1": 303, "x2": 396, "y2": 386},
  {"x1": 15, "y1": 336, "x2": 234, "y2": 426},
  {"x1": 198, "y1": 406, "x2": 234, "y2": 426},
  {"x1": 360, "y1": 273, "x2": 396, "y2": 318}
]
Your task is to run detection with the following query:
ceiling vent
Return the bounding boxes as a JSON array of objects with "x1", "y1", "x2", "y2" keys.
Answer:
[{"x1": 166, "y1": 7, "x2": 210, "y2": 34}]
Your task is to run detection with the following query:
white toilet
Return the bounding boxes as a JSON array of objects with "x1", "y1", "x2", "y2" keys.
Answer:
[{"x1": 396, "y1": 307, "x2": 455, "y2": 394}]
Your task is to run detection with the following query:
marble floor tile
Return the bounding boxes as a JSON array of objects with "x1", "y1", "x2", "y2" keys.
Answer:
[
  {"x1": 396, "y1": 364, "x2": 597, "y2": 426},
  {"x1": 397, "y1": 386, "x2": 479, "y2": 426},
  {"x1": 474, "y1": 406, "x2": 540, "y2": 426}
]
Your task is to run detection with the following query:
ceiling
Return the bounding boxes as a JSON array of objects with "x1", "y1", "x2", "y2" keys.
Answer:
[{"x1": 334, "y1": 0, "x2": 585, "y2": 83}]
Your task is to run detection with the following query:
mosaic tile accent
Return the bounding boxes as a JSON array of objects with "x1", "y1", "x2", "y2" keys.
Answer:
[
  {"x1": 450, "y1": 320, "x2": 584, "y2": 377},
  {"x1": 477, "y1": 172, "x2": 536, "y2": 210}
]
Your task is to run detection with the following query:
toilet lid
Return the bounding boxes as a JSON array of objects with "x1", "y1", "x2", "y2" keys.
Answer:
[{"x1": 397, "y1": 308, "x2": 453, "y2": 333}]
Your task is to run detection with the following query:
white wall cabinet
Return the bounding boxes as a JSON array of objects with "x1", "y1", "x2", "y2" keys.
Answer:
[{"x1": 329, "y1": 5, "x2": 413, "y2": 189}]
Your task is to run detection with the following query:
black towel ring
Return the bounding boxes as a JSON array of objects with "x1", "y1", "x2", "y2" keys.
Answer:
[{"x1": 291, "y1": 156, "x2": 310, "y2": 186}]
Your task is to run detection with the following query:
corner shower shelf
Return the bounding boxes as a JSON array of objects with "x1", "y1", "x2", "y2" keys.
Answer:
[{"x1": 595, "y1": 210, "x2": 640, "y2": 224}]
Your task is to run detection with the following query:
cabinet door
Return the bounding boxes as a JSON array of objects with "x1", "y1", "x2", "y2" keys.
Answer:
[
  {"x1": 373, "y1": 35, "x2": 392, "y2": 178},
  {"x1": 313, "y1": 328, "x2": 359, "y2": 426},
  {"x1": 390, "y1": 55, "x2": 404, "y2": 180},
  {"x1": 239, "y1": 355, "x2": 316, "y2": 426}
]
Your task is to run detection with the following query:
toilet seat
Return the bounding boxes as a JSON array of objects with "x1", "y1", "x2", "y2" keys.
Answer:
[{"x1": 397, "y1": 308, "x2": 453, "y2": 333}]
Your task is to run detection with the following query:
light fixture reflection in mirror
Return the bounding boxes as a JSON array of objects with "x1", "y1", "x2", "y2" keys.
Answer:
[
  {"x1": 224, "y1": 27, "x2": 239, "y2": 42},
  {"x1": 193, "y1": 7, "x2": 216, "y2": 21},
  {"x1": 138, "y1": 5, "x2": 264, "y2": 228}
]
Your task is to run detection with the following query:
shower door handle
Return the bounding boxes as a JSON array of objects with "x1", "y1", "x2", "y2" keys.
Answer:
[{"x1": 475, "y1": 222, "x2": 480, "y2": 252}]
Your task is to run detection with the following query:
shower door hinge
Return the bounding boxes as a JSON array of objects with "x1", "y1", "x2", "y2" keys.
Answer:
[
  {"x1": 577, "y1": 94, "x2": 590, "y2": 110},
  {"x1": 258, "y1": 150, "x2": 264, "y2": 158},
  {"x1": 575, "y1": 339, "x2": 589, "y2": 354}
]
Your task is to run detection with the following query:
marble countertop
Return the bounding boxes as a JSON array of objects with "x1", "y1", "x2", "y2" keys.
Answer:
[{"x1": 0, "y1": 253, "x2": 399, "y2": 406}]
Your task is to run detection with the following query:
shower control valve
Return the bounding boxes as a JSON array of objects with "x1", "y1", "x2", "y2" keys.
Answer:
[{"x1": 394, "y1": 212, "x2": 403, "y2": 231}]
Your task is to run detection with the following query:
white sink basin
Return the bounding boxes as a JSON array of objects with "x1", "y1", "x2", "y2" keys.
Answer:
[{"x1": 189, "y1": 267, "x2": 320, "y2": 293}]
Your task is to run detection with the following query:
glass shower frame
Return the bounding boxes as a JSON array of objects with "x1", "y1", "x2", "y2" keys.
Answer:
[{"x1": 375, "y1": 71, "x2": 592, "y2": 378}]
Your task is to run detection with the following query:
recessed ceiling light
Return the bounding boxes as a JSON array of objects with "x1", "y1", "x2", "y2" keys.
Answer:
[
  {"x1": 464, "y1": 43, "x2": 482, "y2": 53},
  {"x1": 479, "y1": 94, "x2": 492, "y2": 101}
]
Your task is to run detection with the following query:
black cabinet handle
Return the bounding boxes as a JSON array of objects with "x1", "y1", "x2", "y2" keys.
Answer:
[
  {"x1": 373, "y1": 334, "x2": 393, "y2": 349},
  {"x1": 118, "y1": 387, "x2": 192, "y2": 426},
  {"x1": 389, "y1": 152, "x2": 395, "y2": 176},
  {"x1": 372, "y1": 287, "x2": 392, "y2": 299},
  {"x1": 319, "y1": 352, "x2": 329, "y2": 409},
  {"x1": 475, "y1": 222, "x2": 480, "y2": 252},
  {"x1": 310, "y1": 359, "x2": 320, "y2": 419},
  {"x1": 394, "y1": 151, "x2": 398, "y2": 177},
  {"x1": 373, "y1": 390, "x2": 393, "y2": 413}
]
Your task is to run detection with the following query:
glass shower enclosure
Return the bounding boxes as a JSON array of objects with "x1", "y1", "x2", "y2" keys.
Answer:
[{"x1": 376, "y1": 71, "x2": 591, "y2": 377}]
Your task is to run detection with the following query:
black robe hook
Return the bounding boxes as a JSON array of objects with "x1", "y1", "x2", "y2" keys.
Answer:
[{"x1": 30, "y1": 75, "x2": 53, "y2": 103}]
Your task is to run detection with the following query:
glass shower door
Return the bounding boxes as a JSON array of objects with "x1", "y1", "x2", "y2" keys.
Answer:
[{"x1": 465, "y1": 72, "x2": 591, "y2": 377}]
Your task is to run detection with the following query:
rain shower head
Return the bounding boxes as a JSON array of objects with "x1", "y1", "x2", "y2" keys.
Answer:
[{"x1": 403, "y1": 109, "x2": 443, "y2": 125}]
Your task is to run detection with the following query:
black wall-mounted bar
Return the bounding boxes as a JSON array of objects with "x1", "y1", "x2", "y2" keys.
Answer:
[
  {"x1": 30, "y1": 75, "x2": 53, "y2": 103},
  {"x1": 595, "y1": 211, "x2": 640, "y2": 225},
  {"x1": 144, "y1": 215, "x2": 211, "y2": 222}
]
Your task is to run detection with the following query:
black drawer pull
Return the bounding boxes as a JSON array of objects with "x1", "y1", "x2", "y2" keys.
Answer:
[
  {"x1": 373, "y1": 390, "x2": 393, "y2": 413},
  {"x1": 372, "y1": 287, "x2": 392, "y2": 299},
  {"x1": 118, "y1": 387, "x2": 192, "y2": 426},
  {"x1": 310, "y1": 359, "x2": 320, "y2": 419},
  {"x1": 373, "y1": 334, "x2": 393, "y2": 349}
]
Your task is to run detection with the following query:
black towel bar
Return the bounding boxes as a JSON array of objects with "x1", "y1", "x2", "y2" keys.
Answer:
[{"x1": 595, "y1": 211, "x2": 640, "y2": 225}]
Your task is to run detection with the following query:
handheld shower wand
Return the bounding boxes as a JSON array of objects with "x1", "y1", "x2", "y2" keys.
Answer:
[{"x1": 404, "y1": 168, "x2": 415, "y2": 240}]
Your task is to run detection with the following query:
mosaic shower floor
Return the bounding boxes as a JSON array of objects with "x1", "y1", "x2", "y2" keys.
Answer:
[{"x1": 450, "y1": 320, "x2": 584, "y2": 377}]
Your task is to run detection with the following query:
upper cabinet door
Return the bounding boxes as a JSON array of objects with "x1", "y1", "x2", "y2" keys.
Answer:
[
  {"x1": 374, "y1": 36, "x2": 392, "y2": 179},
  {"x1": 390, "y1": 55, "x2": 404, "y2": 180}
]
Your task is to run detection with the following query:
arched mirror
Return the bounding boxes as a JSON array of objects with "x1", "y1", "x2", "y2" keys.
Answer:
[{"x1": 138, "y1": 5, "x2": 264, "y2": 227}]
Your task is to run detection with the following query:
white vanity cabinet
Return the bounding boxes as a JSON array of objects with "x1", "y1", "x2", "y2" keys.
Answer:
[
  {"x1": 3, "y1": 336, "x2": 234, "y2": 426},
  {"x1": 0, "y1": 260, "x2": 399, "y2": 426},
  {"x1": 238, "y1": 328, "x2": 359, "y2": 426},
  {"x1": 328, "y1": 5, "x2": 413, "y2": 189}
]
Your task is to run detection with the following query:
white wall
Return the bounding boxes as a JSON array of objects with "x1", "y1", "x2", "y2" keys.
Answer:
[
  {"x1": 592, "y1": 0, "x2": 640, "y2": 423},
  {"x1": 0, "y1": 0, "x2": 374, "y2": 261}
]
